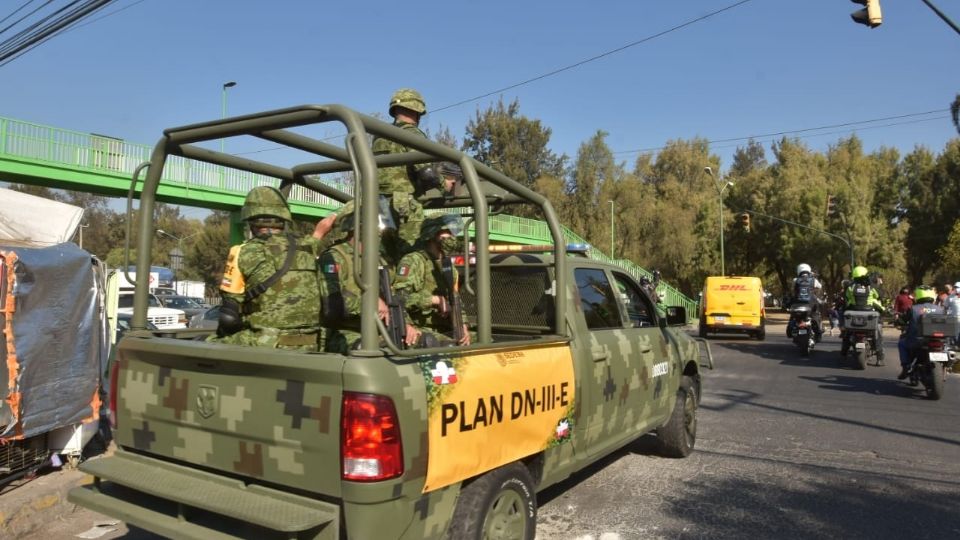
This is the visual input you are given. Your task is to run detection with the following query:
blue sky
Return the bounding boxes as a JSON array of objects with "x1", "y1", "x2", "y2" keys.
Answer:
[{"x1": 2, "y1": 0, "x2": 958, "y2": 186}]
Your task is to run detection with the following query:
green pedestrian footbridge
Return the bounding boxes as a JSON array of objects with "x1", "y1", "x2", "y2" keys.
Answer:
[{"x1": 0, "y1": 115, "x2": 697, "y2": 313}]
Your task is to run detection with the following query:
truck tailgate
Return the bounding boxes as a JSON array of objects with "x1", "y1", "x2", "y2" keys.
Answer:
[{"x1": 112, "y1": 336, "x2": 345, "y2": 497}]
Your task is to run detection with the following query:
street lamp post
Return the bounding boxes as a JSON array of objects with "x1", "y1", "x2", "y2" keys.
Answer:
[
  {"x1": 705, "y1": 167, "x2": 734, "y2": 276},
  {"x1": 221, "y1": 81, "x2": 237, "y2": 154},
  {"x1": 609, "y1": 200, "x2": 615, "y2": 259}
]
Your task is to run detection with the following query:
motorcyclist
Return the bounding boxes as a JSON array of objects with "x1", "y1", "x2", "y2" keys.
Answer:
[
  {"x1": 840, "y1": 265, "x2": 885, "y2": 362},
  {"x1": 787, "y1": 263, "x2": 823, "y2": 340},
  {"x1": 896, "y1": 285, "x2": 943, "y2": 380}
]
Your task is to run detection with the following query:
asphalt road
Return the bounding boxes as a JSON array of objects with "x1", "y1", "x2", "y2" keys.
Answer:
[
  {"x1": 535, "y1": 323, "x2": 960, "y2": 539},
  {"x1": 26, "y1": 322, "x2": 960, "y2": 540}
]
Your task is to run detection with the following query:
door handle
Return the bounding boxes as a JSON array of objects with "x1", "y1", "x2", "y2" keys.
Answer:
[
  {"x1": 592, "y1": 350, "x2": 608, "y2": 362},
  {"x1": 640, "y1": 347, "x2": 652, "y2": 353}
]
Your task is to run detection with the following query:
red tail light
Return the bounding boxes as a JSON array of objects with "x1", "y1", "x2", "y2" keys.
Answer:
[
  {"x1": 341, "y1": 392, "x2": 403, "y2": 481},
  {"x1": 928, "y1": 340, "x2": 943, "y2": 350},
  {"x1": 109, "y1": 355, "x2": 121, "y2": 429}
]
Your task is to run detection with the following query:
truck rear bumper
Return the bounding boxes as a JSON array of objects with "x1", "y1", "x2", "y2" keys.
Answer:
[{"x1": 68, "y1": 450, "x2": 338, "y2": 540}]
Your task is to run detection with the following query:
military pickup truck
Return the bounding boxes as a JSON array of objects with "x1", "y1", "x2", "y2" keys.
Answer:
[{"x1": 68, "y1": 104, "x2": 712, "y2": 540}]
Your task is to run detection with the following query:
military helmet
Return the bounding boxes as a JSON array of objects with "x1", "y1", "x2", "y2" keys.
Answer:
[
  {"x1": 420, "y1": 214, "x2": 464, "y2": 241},
  {"x1": 241, "y1": 186, "x2": 292, "y2": 223},
  {"x1": 914, "y1": 285, "x2": 936, "y2": 303},
  {"x1": 389, "y1": 88, "x2": 426, "y2": 117},
  {"x1": 851, "y1": 266, "x2": 868, "y2": 279},
  {"x1": 796, "y1": 263, "x2": 811, "y2": 275}
]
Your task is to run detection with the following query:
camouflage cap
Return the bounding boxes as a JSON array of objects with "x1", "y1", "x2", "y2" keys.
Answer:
[
  {"x1": 241, "y1": 186, "x2": 292, "y2": 223},
  {"x1": 438, "y1": 162, "x2": 463, "y2": 178},
  {"x1": 420, "y1": 214, "x2": 464, "y2": 240},
  {"x1": 389, "y1": 88, "x2": 426, "y2": 116}
]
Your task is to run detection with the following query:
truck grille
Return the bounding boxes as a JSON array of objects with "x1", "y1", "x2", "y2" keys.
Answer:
[{"x1": 148, "y1": 315, "x2": 178, "y2": 327}]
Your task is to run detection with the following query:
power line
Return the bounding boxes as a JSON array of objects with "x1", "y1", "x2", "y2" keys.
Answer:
[
  {"x1": 430, "y1": 0, "x2": 755, "y2": 114},
  {"x1": 614, "y1": 109, "x2": 951, "y2": 156},
  {"x1": 0, "y1": 0, "x2": 115, "y2": 67},
  {"x1": 61, "y1": 0, "x2": 147, "y2": 34},
  {"x1": 235, "y1": 1, "x2": 756, "y2": 156}
]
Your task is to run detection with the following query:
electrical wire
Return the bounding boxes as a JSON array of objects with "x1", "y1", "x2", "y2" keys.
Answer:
[
  {"x1": 430, "y1": 0, "x2": 755, "y2": 114},
  {"x1": 60, "y1": 0, "x2": 147, "y2": 34},
  {"x1": 0, "y1": 0, "x2": 115, "y2": 66}
]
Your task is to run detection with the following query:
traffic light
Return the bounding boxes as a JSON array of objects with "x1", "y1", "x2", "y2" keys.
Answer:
[
  {"x1": 826, "y1": 195, "x2": 838, "y2": 218},
  {"x1": 738, "y1": 212, "x2": 751, "y2": 232},
  {"x1": 851, "y1": 0, "x2": 882, "y2": 28}
]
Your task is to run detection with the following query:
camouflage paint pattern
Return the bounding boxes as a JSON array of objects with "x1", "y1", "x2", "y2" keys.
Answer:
[
  {"x1": 212, "y1": 233, "x2": 331, "y2": 351},
  {"x1": 318, "y1": 241, "x2": 362, "y2": 353},
  {"x1": 371, "y1": 120, "x2": 431, "y2": 246},
  {"x1": 393, "y1": 250, "x2": 466, "y2": 338}
]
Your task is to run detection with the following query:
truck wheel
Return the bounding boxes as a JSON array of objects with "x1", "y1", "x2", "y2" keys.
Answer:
[
  {"x1": 755, "y1": 326, "x2": 766, "y2": 341},
  {"x1": 698, "y1": 321, "x2": 707, "y2": 338},
  {"x1": 656, "y1": 376, "x2": 697, "y2": 458},
  {"x1": 446, "y1": 462, "x2": 536, "y2": 540}
]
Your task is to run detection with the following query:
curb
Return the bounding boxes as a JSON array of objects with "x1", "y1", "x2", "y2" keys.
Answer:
[{"x1": 0, "y1": 465, "x2": 93, "y2": 538}]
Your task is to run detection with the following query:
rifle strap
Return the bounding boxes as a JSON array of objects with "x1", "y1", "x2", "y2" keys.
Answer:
[{"x1": 243, "y1": 233, "x2": 298, "y2": 307}]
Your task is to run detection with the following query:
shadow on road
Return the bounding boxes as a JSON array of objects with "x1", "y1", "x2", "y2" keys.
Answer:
[
  {"x1": 655, "y1": 454, "x2": 960, "y2": 539},
  {"x1": 706, "y1": 388, "x2": 960, "y2": 448},
  {"x1": 797, "y1": 373, "x2": 924, "y2": 399}
]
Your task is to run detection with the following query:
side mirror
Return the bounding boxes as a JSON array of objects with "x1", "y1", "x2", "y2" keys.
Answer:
[{"x1": 665, "y1": 306, "x2": 687, "y2": 327}]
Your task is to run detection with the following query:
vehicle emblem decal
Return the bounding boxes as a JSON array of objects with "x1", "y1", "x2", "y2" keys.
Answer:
[
  {"x1": 431, "y1": 361, "x2": 458, "y2": 385},
  {"x1": 197, "y1": 385, "x2": 219, "y2": 419}
]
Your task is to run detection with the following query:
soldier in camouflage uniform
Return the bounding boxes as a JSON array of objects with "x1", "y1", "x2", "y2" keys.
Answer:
[
  {"x1": 372, "y1": 88, "x2": 445, "y2": 255},
  {"x1": 212, "y1": 186, "x2": 336, "y2": 351},
  {"x1": 318, "y1": 210, "x2": 420, "y2": 353},
  {"x1": 393, "y1": 214, "x2": 471, "y2": 346}
]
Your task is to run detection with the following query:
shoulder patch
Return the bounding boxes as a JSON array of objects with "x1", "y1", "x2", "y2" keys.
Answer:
[
  {"x1": 398, "y1": 264, "x2": 411, "y2": 277},
  {"x1": 323, "y1": 262, "x2": 340, "y2": 274}
]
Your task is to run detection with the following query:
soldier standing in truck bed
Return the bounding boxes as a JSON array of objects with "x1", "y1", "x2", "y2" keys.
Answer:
[{"x1": 372, "y1": 88, "x2": 446, "y2": 258}]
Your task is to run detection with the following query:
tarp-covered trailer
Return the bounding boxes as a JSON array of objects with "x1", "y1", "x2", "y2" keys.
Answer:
[{"x1": 0, "y1": 188, "x2": 108, "y2": 484}]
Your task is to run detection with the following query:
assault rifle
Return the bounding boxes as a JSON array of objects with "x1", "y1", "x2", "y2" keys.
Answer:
[
  {"x1": 440, "y1": 257, "x2": 466, "y2": 344},
  {"x1": 379, "y1": 266, "x2": 407, "y2": 348}
]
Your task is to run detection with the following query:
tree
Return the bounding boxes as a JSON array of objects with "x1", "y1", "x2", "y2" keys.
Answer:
[
  {"x1": 187, "y1": 211, "x2": 231, "y2": 295},
  {"x1": 952, "y1": 93, "x2": 960, "y2": 136},
  {"x1": 461, "y1": 97, "x2": 566, "y2": 212}
]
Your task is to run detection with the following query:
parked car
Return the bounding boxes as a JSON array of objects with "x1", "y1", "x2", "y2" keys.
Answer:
[
  {"x1": 156, "y1": 295, "x2": 206, "y2": 319},
  {"x1": 117, "y1": 291, "x2": 186, "y2": 329},
  {"x1": 189, "y1": 304, "x2": 220, "y2": 330},
  {"x1": 116, "y1": 312, "x2": 158, "y2": 341}
]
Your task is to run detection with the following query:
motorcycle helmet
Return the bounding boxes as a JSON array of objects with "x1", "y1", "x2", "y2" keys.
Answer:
[
  {"x1": 796, "y1": 263, "x2": 811, "y2": 275},
  {"x1": 914, "y1": 285, "x2": 936, "y2": 303},
  {"x1": 851, "y1": 266, "x2": 868, "y2": 280}
]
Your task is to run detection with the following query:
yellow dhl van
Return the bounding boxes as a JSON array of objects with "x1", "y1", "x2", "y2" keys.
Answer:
[{"x1": 699, "y1": 276, "x2": 765, "y2": 340}]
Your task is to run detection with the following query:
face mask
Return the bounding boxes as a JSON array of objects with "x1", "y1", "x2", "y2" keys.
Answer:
[{"x1": 439, "y1": 236, "x2": 459, "y2": 255}]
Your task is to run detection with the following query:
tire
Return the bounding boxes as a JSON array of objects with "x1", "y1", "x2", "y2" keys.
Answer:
[
  {"x1": 799, "y1": 335, "x2": 810, "y2": 357},
  {"x1": 698, "y1": 321, "x2": 707, "y2": 339},
  {"x1": 756, "y1": 325, "x2": 766, "y2": 341},
  {"x1": 656, "y1": 376, "x2": 697, "y2": 458},
  {"x1": 445, "y1": 462, "x2": 536, "y2": 540},
  {"x1": 925, "y1": 362, "x2": 945, "y2": 401},
  {"x1": 854, "y1": 348, "x2": 867, "y2": 370}
]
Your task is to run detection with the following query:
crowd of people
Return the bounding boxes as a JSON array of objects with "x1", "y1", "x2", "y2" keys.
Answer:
[{"x1": 210, "y1": 88, "x2": 469, "y2": 353}]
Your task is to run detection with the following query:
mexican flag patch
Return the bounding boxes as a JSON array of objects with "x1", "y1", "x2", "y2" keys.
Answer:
[
  {"x1": 398, "y1": 264, "x2": 411, "y2": 277},
  {"x1": 323, "y1": 263, "x2": 339, "y2": 274}
]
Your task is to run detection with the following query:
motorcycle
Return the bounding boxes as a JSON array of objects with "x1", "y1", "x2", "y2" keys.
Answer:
[
  {"x1": 842, "y1": 310, "x2": 883, "y2": 370},
  {"x1": 789, "y1": 304, "x2": 818, "y2": 356},
  {"x1": 907, "y1": 313, "x2": 958, "y2": 400}
]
